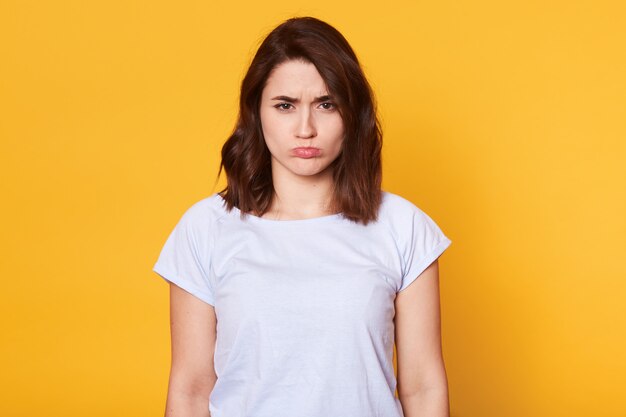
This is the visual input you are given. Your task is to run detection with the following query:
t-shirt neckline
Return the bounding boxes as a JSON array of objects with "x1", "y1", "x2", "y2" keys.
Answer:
[{"x1": 215, "y1": 193, "x2": 344, "y2": 225}]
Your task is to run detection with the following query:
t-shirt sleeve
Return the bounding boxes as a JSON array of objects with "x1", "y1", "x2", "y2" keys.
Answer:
[
  {"x1": 152, "y1": 202, "x2": 215, "y2": 306},
  {"x1": 397, "y1": 205, "x2": 452, "y2": 292}
]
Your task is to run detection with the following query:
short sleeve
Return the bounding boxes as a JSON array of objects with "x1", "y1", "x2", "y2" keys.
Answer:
[
  {"x1": 152, "y1": 202, "x2": 215, "y2": 306},
  {"x1": 397, "y1": 205, "x2": 452, "y2": 292}
]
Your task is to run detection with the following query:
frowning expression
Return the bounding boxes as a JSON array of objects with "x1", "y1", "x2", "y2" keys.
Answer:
[{"x1": 259, "y1": 59, "x2": 345, "y2": 180}]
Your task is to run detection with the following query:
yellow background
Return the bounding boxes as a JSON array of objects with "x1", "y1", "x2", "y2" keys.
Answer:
[{"x1": 1, "y1": 1, "x2": 625, "y2": 416}]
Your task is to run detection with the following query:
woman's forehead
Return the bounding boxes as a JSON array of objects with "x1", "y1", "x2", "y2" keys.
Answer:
[{"x1": 263, "y1": 60, "x2": 329, "y2": 97}]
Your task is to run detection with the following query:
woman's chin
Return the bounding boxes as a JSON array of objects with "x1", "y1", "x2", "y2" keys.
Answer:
[{"x1": 272, "y1": 159, "x2": 333, "y2": 179}]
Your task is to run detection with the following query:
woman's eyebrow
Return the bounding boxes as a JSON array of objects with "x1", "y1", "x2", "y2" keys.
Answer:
[{"x1": 270, "y1": 95, "x2": 332, "y2": 103}]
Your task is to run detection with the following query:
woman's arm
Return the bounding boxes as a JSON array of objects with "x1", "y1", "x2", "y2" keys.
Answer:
[
  {"x1": 394, "y1": 259, "x2": 450, "y2": 417},
  {"x1": 165, "y1": 283, "x2": 217, "y2": 417}
]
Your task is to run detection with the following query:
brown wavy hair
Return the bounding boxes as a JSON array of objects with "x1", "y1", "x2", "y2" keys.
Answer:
[{"x1": 217, "y1": 16, "x2": 382, "y2": 225}]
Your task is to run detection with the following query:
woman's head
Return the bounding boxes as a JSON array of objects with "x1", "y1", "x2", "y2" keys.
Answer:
[
  {"x1": 259, "y1": 59, "x2": 345, "y2": 183},
  {"x1": 218, "y1": 16, "x2": 382, "y2": 224}
]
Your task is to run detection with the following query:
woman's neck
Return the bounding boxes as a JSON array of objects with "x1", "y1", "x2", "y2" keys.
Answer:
[{"x1": 263, "y1": 168, "x2": 336, "y2": 220}]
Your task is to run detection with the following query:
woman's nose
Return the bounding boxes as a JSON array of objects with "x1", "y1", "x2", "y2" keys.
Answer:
[{"x1": 295, "y1": 109, "x2": 317, "y2": 138}]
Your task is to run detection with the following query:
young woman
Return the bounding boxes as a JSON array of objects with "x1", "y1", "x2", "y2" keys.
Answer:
[{"x1": 153, "y1": 16, "x2": 452, "y2": 417}]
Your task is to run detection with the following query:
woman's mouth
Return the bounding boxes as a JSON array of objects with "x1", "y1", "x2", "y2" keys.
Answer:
[{"x1": 291, "y1": 147, "x2": 321, "y2": 158}]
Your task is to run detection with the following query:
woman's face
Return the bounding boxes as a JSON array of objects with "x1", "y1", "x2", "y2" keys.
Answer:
[{"x1": 259, "y1": 60, "x2": 344, "y2": 181}]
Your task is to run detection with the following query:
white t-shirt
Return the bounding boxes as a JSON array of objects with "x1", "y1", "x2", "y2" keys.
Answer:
[{"x1": 153, "y1": 190, "x2": 452, "y2": 417}]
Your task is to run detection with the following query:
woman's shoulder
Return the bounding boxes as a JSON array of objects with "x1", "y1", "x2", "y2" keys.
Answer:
[
  {"x1": 380, "y1": 190, "x2": 425, "y2": 216},
  {"x1": 378, "y1": 190, "x2": 441, "y2": 233},
  {"x1": 176, "y1": 193, "x2": 231, "y2": 227}
]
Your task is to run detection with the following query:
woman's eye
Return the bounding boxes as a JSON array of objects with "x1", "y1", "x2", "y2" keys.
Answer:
[
  {"x1": 274, "y1": 103, "x2": 293, "y2": 111},
  {"x1": 319, "y1": 102, "x2": 336, "y2": 110}
]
